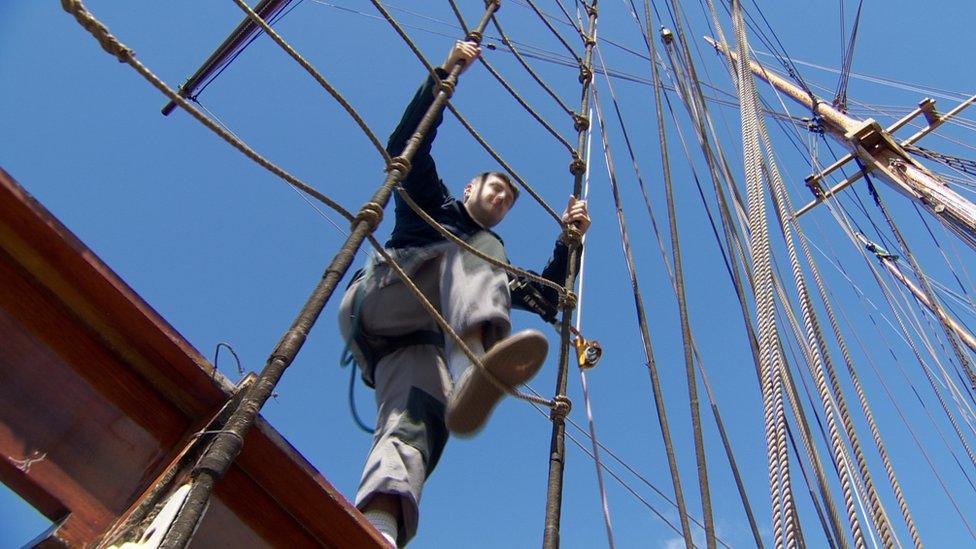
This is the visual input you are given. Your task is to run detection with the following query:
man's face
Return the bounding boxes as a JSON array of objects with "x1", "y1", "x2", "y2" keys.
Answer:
[{"x1": 463, "y1": 175, "x2": 515, "y2": 228}]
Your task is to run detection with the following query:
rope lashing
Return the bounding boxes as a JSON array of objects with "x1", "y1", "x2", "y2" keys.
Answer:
[
  {"x1": 353, "y1": 202, "x2": 384, "y2": 232},
  {"x1": 559, "y1": 290, "x2": 578, "y2": 310},
  {"x1": 569, "y1": 157, "x2": 587, "y2": 176},
  {"x1": 61, "y1": 0, "x2": 133, "y2": 62},
  {"x1": 561, "y1": 226, "x2": 584, "y2": 248},
  {"x1": 435, "y1": 78, "x2": 456, "y2": 97},
  {"x1": 550, "y1": 395, "x2": 572, "y2": 421},
  {"x1": 578, "y1": 65, "x2": 594, "y2": 84},
  {"x1": 465, "y1": 30, "x2": 484, "y2": 43},
  {"x1": 573, "y1": 113, "x2": 590, "y2": 132},
  {"x1": 385, "y1": 155, "x2": 412, "y2": 176}
]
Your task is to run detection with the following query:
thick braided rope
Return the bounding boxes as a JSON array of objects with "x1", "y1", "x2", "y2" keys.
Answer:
[
  {"x1": 60, "y1": 0, "x2": 355, "y2": 224},
  {"x1": 757, "y1": 114, "x2": 870, "y2": 548},
  {"x1": 394, "y1": 187, "x2": 568, "y2": 295},
  {"x1": 731, "y1": 5, "x2": 789, "y2": 546},
  {"x1": 751, "y1": 74, "x2": 873, "y2": 549},
  {"x1": 364, "y1": 234, "x2": 553, "y2": 408},
  {"x1": 230, "y1": 0, "x2": 391, "y2": 164},
  {"x1": 773, "y1": 166, "x2": 907, "y2": 544}
]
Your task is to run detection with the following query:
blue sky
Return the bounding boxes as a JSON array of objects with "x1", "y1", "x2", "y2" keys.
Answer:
[{"x1": 3, "y1": 1, "x2": 976, "y2": 547}]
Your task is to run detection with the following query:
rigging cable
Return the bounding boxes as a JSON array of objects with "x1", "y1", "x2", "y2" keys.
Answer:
[
  {"x1": 489, "y1": 14, "x2": 576, "y2": 117},
  {"x1": 602, "y1": 34, "x2": 719, "y2": 546},
  {"x1": 731, "y1": 2, "x2": 807, "y2": 545},
  {"x1": 818, "y1": 188, "x2": 976, "y2": 480},
  {"x1": 760, "y1": 117, "x2": 901, "y2": 546},
  {"x1": 60, "y1": 0, "x2": 355, "y2": 224},
  {"x1": 832, "y1": 0, "x2": 864, "y2": 110},
  {"x1": 831, "y1": 275, "x2": 976, "y2": 540},
  {"x1": 572, "y1": 104, "x2": 616, "y2": 549},
  {"x1": 593, "y1": 12, "x2": 696, "y2": 543},
  {"x1": 861, "y1": 162, "x2": 976, "y2": 401}
]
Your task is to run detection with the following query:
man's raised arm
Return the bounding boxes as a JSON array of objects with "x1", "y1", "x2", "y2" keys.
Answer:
[
  {"x1": 387, "y1": 41, "x2": 481, "y2": 209},
  {"x1": 512, "y1": 196, "x2": 591, "y2": 322}
]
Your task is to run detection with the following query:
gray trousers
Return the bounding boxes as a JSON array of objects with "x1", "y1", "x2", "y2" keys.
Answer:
[{"x1": 338, "y1": 233, "x2": 511, "y2": 546}]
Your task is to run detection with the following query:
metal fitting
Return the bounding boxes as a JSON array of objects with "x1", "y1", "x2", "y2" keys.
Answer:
[
  {"x1": 465, "y1": 30, "x2": 484, "y2": 44},
  {"x1": 575, "y1": 337, "x2": 603, "y2": 370},
  {"x1": 550, "y1": 395, "x2": 572, "y2": 421},
  {"x1": 660, "y1": 27, "x2": 674, "y2": 44}
]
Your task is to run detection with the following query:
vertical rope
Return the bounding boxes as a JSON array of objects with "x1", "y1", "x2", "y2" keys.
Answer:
[
  {"x1": 640, "y1": 24, "x2": 718, "y2": 546},
  {"x1": 730, "y1": 2, "x2": 796, "y2": 545},
  {"x1": 574, "y1": 106, "x2": 616, "y2": 548},
  {"x1": 542, "y1": 3, "x2": 598, "y2": 546}
]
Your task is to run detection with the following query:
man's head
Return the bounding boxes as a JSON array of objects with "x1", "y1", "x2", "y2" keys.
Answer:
[{"x1": 462, "y1": 172, "x2": 519, "y2": 228}]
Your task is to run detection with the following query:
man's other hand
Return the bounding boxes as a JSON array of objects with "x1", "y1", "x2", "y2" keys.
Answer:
[
  {"x1": 442, "y1": 40, "x2": 481, "y2": 75},
  {"x1": 561, "y1": 196, "x2": 591, "y2": 235}
]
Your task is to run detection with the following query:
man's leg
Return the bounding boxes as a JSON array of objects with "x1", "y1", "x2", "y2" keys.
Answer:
[
  {"x1": 356, "y1": 344, "x2": 450, "y2": 546},
  {"x1": 439, "y1": 231, "x2": 548, "y2": 436},
  {"x1": 339, "y1": 257, "x2": 450, "y2": 546}
]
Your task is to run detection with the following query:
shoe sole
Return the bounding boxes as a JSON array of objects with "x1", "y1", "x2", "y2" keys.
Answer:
[{"x1": 446, "y1": 330, "x2": 548, "y2": 437}]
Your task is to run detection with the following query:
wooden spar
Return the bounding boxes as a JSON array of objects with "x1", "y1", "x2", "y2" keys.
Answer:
[
  {"x1": 862, "y1": 236, "x2": 976, "y2": 354},
  {"x1": 705, "y1": 37, "x2": 976, "y2": 249},
  {"x1": 161, "y1": 0, "x2": 295, "y2": 116}
]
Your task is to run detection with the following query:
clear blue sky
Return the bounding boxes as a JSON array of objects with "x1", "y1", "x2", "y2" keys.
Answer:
[{"x1": 3, "y1": 1, "x2": 976, "y2": 547}]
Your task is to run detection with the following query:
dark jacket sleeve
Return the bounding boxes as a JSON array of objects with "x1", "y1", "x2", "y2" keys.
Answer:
[
  {"x1": 510, "y1": 240, "x2": 572, "y2": 323},
  {"x1": 387, "y1": 69, "x2": 451, "y2": 222}
]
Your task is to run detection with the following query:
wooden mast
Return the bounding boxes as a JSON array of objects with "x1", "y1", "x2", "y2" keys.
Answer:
[
  {"x1": 707, "y1": 37, "x2": 976, "y2": 250},
  {"x1": 861, "y1": 235, "x2": 976, "y2": 353}
]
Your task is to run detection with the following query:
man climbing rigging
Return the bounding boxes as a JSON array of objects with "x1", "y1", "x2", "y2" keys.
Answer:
[{"x1": 338, "y1": 39, "x2": 591, "y2": 547}]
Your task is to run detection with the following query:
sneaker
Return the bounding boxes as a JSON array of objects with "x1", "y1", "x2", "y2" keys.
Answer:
[{"x1": 446, "y1": 329, "x2": 548, "y2": 437}]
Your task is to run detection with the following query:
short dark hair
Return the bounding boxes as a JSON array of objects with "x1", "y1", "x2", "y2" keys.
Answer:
[{"x1": 471, "y1": 171, "x2": 519, "y2": 203}]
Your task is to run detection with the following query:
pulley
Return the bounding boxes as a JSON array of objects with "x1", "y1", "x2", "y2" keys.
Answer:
[{"x1": 570, "y1": 326, "x2": 602, "y2": 370}]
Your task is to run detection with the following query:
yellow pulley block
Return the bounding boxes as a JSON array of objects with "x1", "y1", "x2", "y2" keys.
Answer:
[{"x1": 571, "y1": 327, "x2": 602, "y2": 370}]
